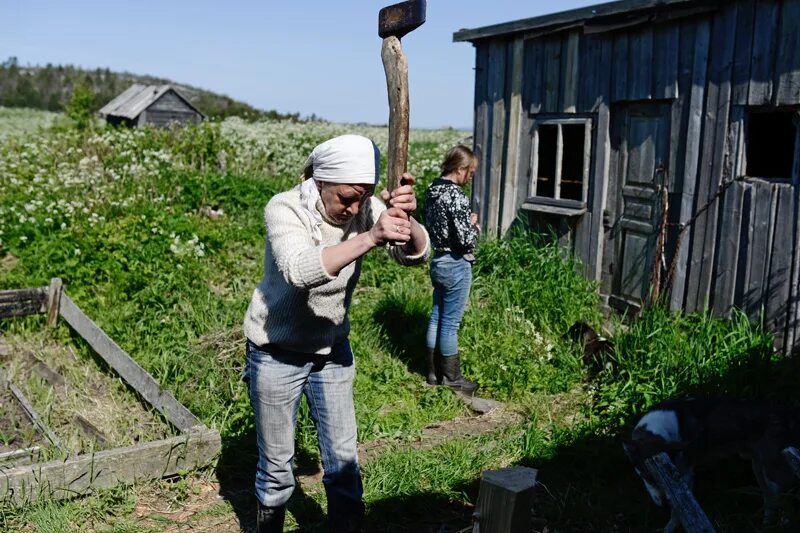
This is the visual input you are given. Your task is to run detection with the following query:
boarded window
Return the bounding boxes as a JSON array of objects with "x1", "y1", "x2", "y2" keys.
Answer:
[
  {"x1": 746, "y1": 111, "x2": 797, "y2": 179},
  {"x1": 529, "y1": 117, "x2": 592, "y2": 205}
]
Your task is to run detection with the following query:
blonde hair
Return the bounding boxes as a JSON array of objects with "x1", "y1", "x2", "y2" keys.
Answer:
[{"x1": 441, "y1": 145, "x2": 477, "y2": 177}]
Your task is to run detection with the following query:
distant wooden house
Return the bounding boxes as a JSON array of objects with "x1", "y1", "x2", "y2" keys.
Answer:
[
  {"x1": 98, "y1": 84, "x2": 204, "y2": 127},
  {"x1": 455, "y1": 0, "x2": 800, "y2": 350}
]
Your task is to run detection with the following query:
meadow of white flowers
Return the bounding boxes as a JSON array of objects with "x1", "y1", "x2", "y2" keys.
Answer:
[
  {"x1": 0, "y1": 107, "x2": 58, "y2": 141},
  {"x1": 0, "y1": 108, "x2": 468, "y2": 257}
]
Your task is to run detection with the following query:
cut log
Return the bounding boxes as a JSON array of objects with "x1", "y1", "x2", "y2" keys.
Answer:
[{"x1": 472, "y1": 466, "x2": 538, "y2": 533}]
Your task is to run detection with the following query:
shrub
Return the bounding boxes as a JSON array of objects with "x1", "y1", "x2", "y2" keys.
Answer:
[{"x1": 65, "y1": 83, "x2": 95, "y2": 131}]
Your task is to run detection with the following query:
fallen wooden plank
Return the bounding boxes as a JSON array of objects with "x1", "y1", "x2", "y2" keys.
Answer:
[
  {"x1": 643, "y1": 452, "x2": 715, "y2": 533},
  {"x1": 0, "y1": 427, "x2": 220, "y2": 506},
  {"x1": 25, "y1": 352, "x2": 67, "y2": 393},
  {"x1": 58, "y1": 294, "x2": 201, "y2": 432},
  {"x1": 9, "y1": 382, "x2": 63, "y2": 453},
  {"x1": 74, "y1": 415, "x2": 109, "y2": 448},
  {"x1": 0, "y1": 368, "x2": 63, "y2": 453}
]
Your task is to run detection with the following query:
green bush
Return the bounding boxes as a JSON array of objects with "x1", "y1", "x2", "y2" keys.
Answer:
[{"x1": 65, "y1": 82, "x2": 95, "y2": 131}]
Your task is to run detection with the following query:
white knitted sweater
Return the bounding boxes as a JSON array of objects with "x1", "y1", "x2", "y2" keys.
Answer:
[{"x1": 243, "y1": 185, "x2": 430, "y2": 354}]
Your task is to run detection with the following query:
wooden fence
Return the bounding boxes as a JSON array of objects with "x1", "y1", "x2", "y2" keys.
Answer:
[{"x1": 0, "y1": 279, "x2": 221, "y2": 506}]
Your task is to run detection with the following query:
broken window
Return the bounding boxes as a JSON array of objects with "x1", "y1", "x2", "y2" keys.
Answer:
[
  {"x1": 746, "y1": 111, "x2": 797, "y2": 180},
  {"x1": 529, "y1": 117, "x2": 592, "y2": 206}
]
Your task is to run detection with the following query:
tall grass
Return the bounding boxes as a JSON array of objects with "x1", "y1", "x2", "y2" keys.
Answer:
[
  {"x1": 593, "y1": 305, "x2": 778, "y2": 428},
  {"x1": 464, "y1": 231, "x2": 601, "y2": 400}
]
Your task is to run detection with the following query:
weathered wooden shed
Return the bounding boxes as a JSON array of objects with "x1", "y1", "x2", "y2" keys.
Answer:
[
  {"x1": 455, "y1": 0, "x2": 800, "y2": 350},
  {"x1": 98, "y1": 84, "x2": 204, "y2": 127}
]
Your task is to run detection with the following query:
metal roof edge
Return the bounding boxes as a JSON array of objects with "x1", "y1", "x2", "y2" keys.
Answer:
[{"x1": 453, "y1": 0, "x2": 702, "y2": 42}]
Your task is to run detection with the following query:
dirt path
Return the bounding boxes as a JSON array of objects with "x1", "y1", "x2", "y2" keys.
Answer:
[{"x1": 126, "y1": 401, "x2": 522, "y2": 532}]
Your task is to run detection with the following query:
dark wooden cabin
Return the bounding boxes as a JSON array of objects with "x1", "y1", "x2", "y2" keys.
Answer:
[
  {"x1": 99, "y1": 84, "x2": 204, "y2": 128},
  {"x1": 455, "y1": 0, "x2": 800, "y2": 350}
]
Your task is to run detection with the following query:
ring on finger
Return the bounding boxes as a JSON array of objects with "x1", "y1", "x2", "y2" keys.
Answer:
[{"x1": 394, "y1": 224, "x2": 401, "y2": 233}]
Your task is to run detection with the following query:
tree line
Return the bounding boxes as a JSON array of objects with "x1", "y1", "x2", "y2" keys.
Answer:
[{"x1": 0, "y1": 57, "x2": 302, "y2": 121}]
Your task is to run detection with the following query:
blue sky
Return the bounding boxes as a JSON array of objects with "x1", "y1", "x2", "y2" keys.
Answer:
[{"x1": 1, "y1": 0, "x2": 596, "y2": 129}]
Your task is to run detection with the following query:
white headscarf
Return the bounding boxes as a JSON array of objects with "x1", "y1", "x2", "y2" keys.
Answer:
[{"x1": 299, "y1": 134, "x2": 381, "y2": 243}]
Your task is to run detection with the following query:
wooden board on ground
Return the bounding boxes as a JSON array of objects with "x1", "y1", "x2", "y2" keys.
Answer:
[
  {"x1": 0, "y1": 279, "x2": 220, "y2": 506},
  {"x1": 0, "y1": 380, "x2": 44, "y2": 456}
]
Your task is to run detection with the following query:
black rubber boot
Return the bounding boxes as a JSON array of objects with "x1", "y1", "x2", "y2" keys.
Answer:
[
  {"x1": 256, "y1": 501, "x2": 285, "y2": 533},
  {"x1": 440, "y1": 353, "x2": 478, "y2": 396},
  {"x1": 426, "y1": 348, "x2": 440, "y2": 385}
]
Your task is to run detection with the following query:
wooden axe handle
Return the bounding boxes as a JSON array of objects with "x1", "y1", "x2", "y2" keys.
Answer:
[{"x1": 381, "y1": 35, "x2": 409, "y2": 194}]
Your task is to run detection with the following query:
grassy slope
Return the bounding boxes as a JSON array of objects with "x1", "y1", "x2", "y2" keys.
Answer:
[{"x1": 0, "y1": 112, "x2": 794, "y2": 532}]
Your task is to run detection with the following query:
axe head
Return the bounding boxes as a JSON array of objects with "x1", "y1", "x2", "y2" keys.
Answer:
[{"x1": 378, "y1": 0, "x2": 426, "y2": 39}]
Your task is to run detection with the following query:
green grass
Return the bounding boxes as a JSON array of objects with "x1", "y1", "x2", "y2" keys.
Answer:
[
  {"x1": 0, "y1": 117, "x2": 793, "y2": 531},
  {"x1": 593, "y1": 305, "x2": 779, "y2": 428}
]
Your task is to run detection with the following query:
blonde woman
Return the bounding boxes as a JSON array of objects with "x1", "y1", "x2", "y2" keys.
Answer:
[{"x1": 424, "y1": 145, "x2": 480, "y2": 395}]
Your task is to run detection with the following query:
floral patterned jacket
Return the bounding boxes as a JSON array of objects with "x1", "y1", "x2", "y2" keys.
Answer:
[{"x1": 424, "y1": 177, "x2": 479, "y2": 259}]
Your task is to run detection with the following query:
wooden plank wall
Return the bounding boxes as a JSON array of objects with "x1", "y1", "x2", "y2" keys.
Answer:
[
  {"x1": 684, "y1": 2, "x2": 737, "y2": 312},
  {"x1": 470, "y1": 0, "x2": 800, "y2": 350}
]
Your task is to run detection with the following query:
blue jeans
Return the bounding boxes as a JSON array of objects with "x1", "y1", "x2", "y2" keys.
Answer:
[
  {"x1": 426, "y1": 253, "x2": 473, "y2": 356},
  {"x1": 244, "y1": 339, "x2": 364, "y2": 531}
]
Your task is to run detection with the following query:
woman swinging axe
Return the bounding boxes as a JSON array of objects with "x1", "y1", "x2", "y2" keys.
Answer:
[{"x1": 243, "y1": 134, "x2": 430, "y2": 532}]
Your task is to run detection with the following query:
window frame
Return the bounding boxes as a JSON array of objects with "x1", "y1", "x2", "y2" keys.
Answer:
[{"x1": 525, "y1": 115, "x2": 593, "y2": 216}]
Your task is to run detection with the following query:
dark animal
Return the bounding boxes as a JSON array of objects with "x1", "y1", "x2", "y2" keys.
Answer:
[
  {"x1": 624, "y1": 397, "x2": 800, "y2": 531},
  {"x1": 566, "y1": 320, "x2": 615, "y2": 373}
]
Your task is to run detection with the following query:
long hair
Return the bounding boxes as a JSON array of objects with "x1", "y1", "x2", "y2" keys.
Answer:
[{"x1": 440, "y1": 145, "x2": 477, "y2": 177}]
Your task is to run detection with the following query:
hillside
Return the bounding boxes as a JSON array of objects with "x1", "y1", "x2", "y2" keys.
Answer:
[{"x1": 0, "y1": 57, "x2": 298, "y2": 121}]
